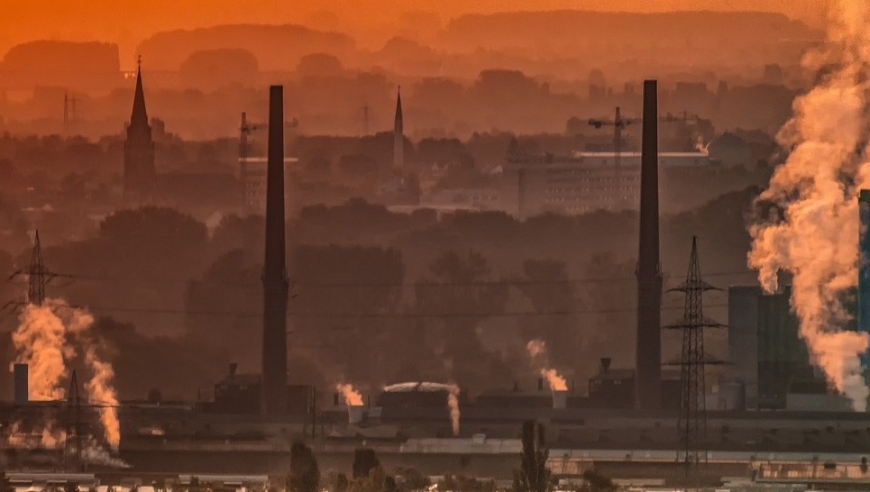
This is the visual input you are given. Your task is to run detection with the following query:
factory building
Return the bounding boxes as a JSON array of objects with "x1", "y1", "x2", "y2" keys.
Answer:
[
  {"x1": 239, "y1": 156, "x2": 299, "y2": 212},
  {"x1": 502, "y1": 151, "x2": 710, "y2": 218},
  {"x1": 727, "y1": 286, "x2": 761, "y2": 409},
  {"x1": 726, "y1": 286, "x2": 843, "y2": 412},
  {"x1": 859, "y1": 189, "x2": 870, "y2": 369}
]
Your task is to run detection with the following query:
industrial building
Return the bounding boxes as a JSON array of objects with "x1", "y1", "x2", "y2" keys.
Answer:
[
  {"x1": 239, "y1": 156, "x2": 299, "y2": 212},
  {"x1": 726, "y1": 286, "x2": 847, "y2": 412},
  {"x1": 501, "y1": 151, "x2": 710, "y2": 218}
]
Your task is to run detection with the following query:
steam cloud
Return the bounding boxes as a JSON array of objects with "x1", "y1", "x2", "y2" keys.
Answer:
[
  {"x1": 10, "y1": 299, "x2": 122, "y2": 448},
  {"x1": 447, "y1": 384, "x2": 460, "y2": 437},
  {"x1": 748, "y1": 0, "x2": 870, "y2": 411},
  {"x1": 336, "y1": 383, "x2": 364, "y2": 406},
  {"x1": 526, "y1": 339, "x2": 568, "y2": 391}
]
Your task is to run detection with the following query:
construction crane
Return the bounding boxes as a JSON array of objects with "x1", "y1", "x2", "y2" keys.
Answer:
[
  {"x1": 588, "y1": 107, "x2": 708, "y2": 164},
  {"x1": 239, "y1": 112, "x2": 300, "y2": 159},
  {"x1": 588, "y1": 107, "x2": 641, "y2": 170},
  {"x1": 239, "y1": 112, "x2": 299, "y2": 170}
]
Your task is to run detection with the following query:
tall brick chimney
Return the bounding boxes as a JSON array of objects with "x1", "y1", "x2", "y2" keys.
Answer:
[
  {"x1": 262, "y1": 85, "x2": 289, "y2": 416},
  {"x1": 635, "y1": 80, "x2": 663, "y2": 411}
]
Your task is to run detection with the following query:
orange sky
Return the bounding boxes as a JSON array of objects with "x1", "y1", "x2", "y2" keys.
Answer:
[{"x1": 0, "y1": 0, "x2": 825, "y2": 67}]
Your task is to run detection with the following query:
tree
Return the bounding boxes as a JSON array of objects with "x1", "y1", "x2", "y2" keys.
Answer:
[
  {"x1": 352, "y1": 448, "x2": 380, "y2": 479},
  {"x1": 0, "y1": 471, "x2": 12, "y2": 492},
  {"x1": 147, "y1": 388, "x2": 162, "y2": 403},
  {"x1": 335, "y1": 473, "x2": 349, "y2": 492},
  {"x1": 514, "y1": 420, "x2": 550, "y2": 492},
  {"x1": 413, "y1": 250, "x2": 510, "y2": 387},
  {"x1": 287, "y1": 441, "x2": 320, "y2": 492},
  {"x1": 579, "y1": 470, "x2": 615, "y2": 492},
  {"x1": 384, "y1": 476, "x2": 398, "y2": 492},
  {"x1": 395, "y1": 468, "x2": 430, "y2": 492}
]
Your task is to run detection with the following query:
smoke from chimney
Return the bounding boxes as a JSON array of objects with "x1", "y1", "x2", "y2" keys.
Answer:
[
  {"x1": 447, "y1": 383, "x2": 460, "y2": 437},
  {"x1": 525, "y1": 339, "x2": 568, "y2": 391},
  {"x1": 336, "y1": 383, "x2": 364, "y2": 406},
  {"x1": 10, "y1": 299, "x2": 121, "y2": 448},
  {"x1": 748, "y1": 0, "x2": 870, "y2": 410}
]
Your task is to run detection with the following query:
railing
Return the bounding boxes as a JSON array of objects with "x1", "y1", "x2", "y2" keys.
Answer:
[{"x1": 757, "y1": 463, "x2": 870, "y2": 483}]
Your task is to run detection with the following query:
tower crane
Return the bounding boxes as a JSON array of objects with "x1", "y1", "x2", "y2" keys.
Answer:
[{"x1": 588, "y1": 106, "x2": 641, "y2": 170}]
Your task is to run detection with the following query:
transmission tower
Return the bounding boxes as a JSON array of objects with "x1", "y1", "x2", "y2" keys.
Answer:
[
  {"x1": 664, "y1": 236, "x2": 725, "y2": 483},
  {"x1": 64, "y1": 370, "x2": 84, "y2": 472},
  {"x1": 27, "y1": 231, "x2": 49, "y2": 305}
]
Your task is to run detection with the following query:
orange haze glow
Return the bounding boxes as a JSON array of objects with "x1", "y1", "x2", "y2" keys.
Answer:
[{"x1": 0, "y1": 0, "x2": 824, "y2": 65}]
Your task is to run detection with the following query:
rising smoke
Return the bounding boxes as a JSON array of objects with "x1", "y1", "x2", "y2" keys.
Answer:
[
  {"x1": 525, "y1": 340, "x2": 568, "y2": 391},
  {"x1": 447, "y1": 384, "x2": 460, "y2": 437},
  {"x1": 10, "y1": 298, "x2": 122, "y2": 448},
  {"x1": 336, "y1": 383, "x2": 364, "y2": 406},
  {"x1": 748, "y1": 0, "x2": 870, "y2": 411}
]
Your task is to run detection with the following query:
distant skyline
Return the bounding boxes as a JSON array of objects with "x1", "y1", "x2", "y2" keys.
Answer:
[{"x1": 0, "y1": 0, "x2": 825, "y2": 67}]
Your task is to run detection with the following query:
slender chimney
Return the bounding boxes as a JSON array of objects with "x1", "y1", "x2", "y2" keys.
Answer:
[
  {"x1": 635, "y1": 80, "x2": 662, "y2": 411},
  {"x1": 13, "y1": 363, "x2": 28, "y2": 405},
  {"x1": 262, "y1": 85, "x2": 289, "y2": 416}
]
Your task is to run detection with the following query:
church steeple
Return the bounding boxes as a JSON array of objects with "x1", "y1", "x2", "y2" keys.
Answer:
[
  {"x1": 393, "y1": 86, "x2": 404, "y2": 172},
  {"x1": 394, "y1": 86, "x2": 403, "y2": 123},
  {"x1": 130, "y1": 57, "x2": 149, "y2": 129},
  {"x1": 124, "y1": 57, "x2": 156, "y2": 199}
]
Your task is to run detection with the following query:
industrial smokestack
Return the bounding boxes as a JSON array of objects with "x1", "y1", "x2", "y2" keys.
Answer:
[
  {"x1": 13, "y1": 363, "x2": 28, "y2": 404},
  {"x1": 552, "y1": 390, "x2": 567, "y2": 410},
  {"x1": 635, "y1": 80, "x2": 663, "y2": 411},
  {"x1": 262, "y1": 85, "x2": 289, "y2": 416}
]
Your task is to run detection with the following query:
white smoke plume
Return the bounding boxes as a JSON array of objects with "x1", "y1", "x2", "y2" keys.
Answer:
[
  {"x1": 447, "y1": 384, "x2": 460, "y2": 437},
  {"x1": 10, "y1": 298, "x2": 122, "y2": 447},
  {"x1": 525, "y1": 339, "x2": 568, "y2": 391},
  {"x1": 81, "y1": 441, "x2": 131, "y2": 469},
  {"x1": 11, "y1": 301, "x2": 77, "y2": 400},
  {"x1": 748, "y1": 0, "x2": 870, "y2": 411},
  {"x1": 83, "y1": 345, "x2": 121, "y2": 449},
  {"x1": 6, "y1": 421, "x2": 66, "y2": 449},
  {"x1": 336, "y1": 383, "x2": 364, "y2": 406}
]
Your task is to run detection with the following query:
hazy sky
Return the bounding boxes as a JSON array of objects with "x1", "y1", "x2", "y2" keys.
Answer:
[{"x1": 1, "y1": 0, "x2": 825, "y2": 66}]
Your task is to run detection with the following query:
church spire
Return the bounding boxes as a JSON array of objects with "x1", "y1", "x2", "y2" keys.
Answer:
[
  {"x1": 393, "y1": 86, "x2": 404, "y2": 172},
  {"x1": 394, "y1": 86, "x2": 403, "y2": 122},
  {"x1": 124, "y1": 55, "x2": 156, "y2": 199},
  {"x1": 130, "y1": 57, "x2": 149, "y2": 128}
]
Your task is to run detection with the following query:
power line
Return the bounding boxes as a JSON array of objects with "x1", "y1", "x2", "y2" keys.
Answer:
[
  {"x1": 42, "y1": 301, "x2": 731, "y2": 319},
  {"x1": 4, "y1": 269, "x2": 758, "y2": 289}
]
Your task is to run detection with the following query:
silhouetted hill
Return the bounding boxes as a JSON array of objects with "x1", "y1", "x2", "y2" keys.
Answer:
[
  {"x1": 441, "y1": 10, "x2": 820, "y2": 67},
  {"x1": 0, "y1": 41, "x2": 120, "y2": 90},
  {"x1": 137, "y1": 24, "x2": 356, "y2": 71}
]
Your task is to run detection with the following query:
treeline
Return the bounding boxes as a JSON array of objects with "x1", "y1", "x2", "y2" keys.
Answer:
[{"x1": 0, "y1": 188, "x2": 756, "y2": 399}]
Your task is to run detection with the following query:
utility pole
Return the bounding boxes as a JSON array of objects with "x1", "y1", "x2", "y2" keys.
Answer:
[
  {"x1": 64, "y1": 370, "x2": 83, "y2": 472},
  {"x1": 64, "y1": 92, "x2": 80, "y2": 135},
  {"x1": 363, "y1": 102, "x2": 370, "y2": 136},
  {"x1": 664, "y1": 237, "x2": 725, "y2": 487}
]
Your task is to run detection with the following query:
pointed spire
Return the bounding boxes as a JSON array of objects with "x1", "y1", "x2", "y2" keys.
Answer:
[
  {"x1": 131, "y1": 58, "x2": 149, "y2": 127},
  {"x1": 395, "y1": 86, "x2": 403, "y2": 122}
]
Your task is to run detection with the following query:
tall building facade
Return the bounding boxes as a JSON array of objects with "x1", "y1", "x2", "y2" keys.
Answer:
[
  {"x1": 502, "y1": 151, "x2": 710, "y2": 217},
  {"x1": 123, "y1": 63, "x2": 156, "y2": 198},
  {"x1": 727, "y1": 286, "x2": 761, "y2": 410},
  {"x1": 858, "y1": 189, "x2": 870, "y2": 369}
]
